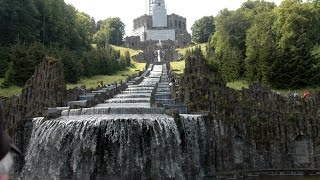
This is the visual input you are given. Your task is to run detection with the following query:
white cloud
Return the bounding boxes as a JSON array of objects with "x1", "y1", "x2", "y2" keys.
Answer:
[{"x1": 64, "y1": 0, "x2": 282, "y2": 36}]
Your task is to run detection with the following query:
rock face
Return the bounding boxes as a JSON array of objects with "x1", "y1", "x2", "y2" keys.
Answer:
[
  {"x1": 179, "y1": 48, "x2": 225, "y2": 112},
  {"x1": 179, "y1": 49, "x2": 320, "y2": 172},
  {"x1": 4, "y1": 57, "x2": 66, "y2": 142},
  {"x1": 21, "y1": 58, "x2": 66, "y2": 117}
]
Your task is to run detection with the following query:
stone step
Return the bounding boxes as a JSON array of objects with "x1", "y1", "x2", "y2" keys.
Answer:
[
  {"x1": 155, "y1": 93, "x2": 172, "y2": 100},
  {"x1": 68, "y1": 100, "x2": 91, "y2": 108},
  {"x1": 61, "y1": 107, "x2": 165, "y2": 115},
  {"x1": 157, "y1": 87, "x2": 170, "y2": 91},
  {"x1": 78, "y1": 94, "x2": 96, "y2": 101},
  {"x1": 123, "y1": 90, "x2": 154, "y2": 94},
  {"x1": 95, "y1": 103, "x2": 150, "y2": 108},
  {"x1": 105, "y1": 98, "x2": 150, "y2": 104},
  {"x1": 155, "y1": 99, "x2": 176, "y2": 105},
  {"x1": 114, "y1": 93, "x2": 152, "y2": 98},
  {"x1": 163, "y1": 104, "x2": 188, "y2": 114}
]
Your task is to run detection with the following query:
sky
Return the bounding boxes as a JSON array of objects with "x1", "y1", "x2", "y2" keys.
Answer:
[{"x1": 64, "y1": 0, "x2": 282, "y2": 36}]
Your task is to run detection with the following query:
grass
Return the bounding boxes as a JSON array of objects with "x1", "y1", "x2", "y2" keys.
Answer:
[
  {"x1": 0, "y1": 79, "x2": 23, "y2": 97},
  {"x1": 227, "y1": 80, "x2": 319, "y2": 97},
  {"x1": 111, "y1": 45, "x2": 142, "y2": 57},
  {"x1": 227, "y1": 80, "x2": 249, "y2": 90},
  {"x1": 170, "y1": 43, "x2": 207, "y2": 76},
  {"x1": 0, "y1": 61, "x2": 145, "y2": 96},
  {"x1": 67, "y1": 61, "x2": 145, "y2": 89},
  {"x1": 170, "y1": 60, "x2": 185, "y2": 75},
  {"x1": 176, "y1": 43, "x2": 207, "y2": 56},
  {"x1": 0, "y1": 45, "x2": 145, "y2": 97}
]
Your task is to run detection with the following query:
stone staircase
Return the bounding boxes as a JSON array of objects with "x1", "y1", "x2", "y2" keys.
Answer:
[{"x1": 47, "y1": 63, "x2": 187, "y2": 118}]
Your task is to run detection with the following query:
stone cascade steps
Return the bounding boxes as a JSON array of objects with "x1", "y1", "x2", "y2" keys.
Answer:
[
  {"x1": 48, "y1": 71, "x2": 145, "y2": 117},
  {"x1": 60, "y1": 64, "x2": 166, "y2": 115},
  {"x1": 49, "y1": 63, "x2": 188, "y2": 117},
  {"x1": 154, "y1": 64, "x2": 188, "y2": 114},
  {"x1": 101, "y1": 64, "x2": 163, "y2": 108}
]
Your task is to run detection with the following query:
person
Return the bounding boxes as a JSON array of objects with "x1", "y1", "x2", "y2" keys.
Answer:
[
  {"x1": 303, "y1": 91, "x2": 311, "y2": 100},
  {"x1": 171, "y1": 77, "x2": 175, "y2": 85},
  {"x1": 287, "y1": 90, "x2": 293, "y2": 98},
  {"x1": 0, "y1": 100, "x2": 22, "y2": 179}
]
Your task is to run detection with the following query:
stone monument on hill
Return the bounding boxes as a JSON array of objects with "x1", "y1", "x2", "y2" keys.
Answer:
[{"x1": 125, "y1": 0, "x2": 191, "y2": 49}]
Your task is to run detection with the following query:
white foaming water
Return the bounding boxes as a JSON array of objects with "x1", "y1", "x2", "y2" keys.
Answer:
[{"x1": 21, "y1": 114, "x2": 184, "y2": 179}]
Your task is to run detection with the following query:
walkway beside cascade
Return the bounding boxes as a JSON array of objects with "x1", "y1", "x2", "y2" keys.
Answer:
[{"x1": 153, "y1": 64, "x2": 188, "y2": 113}]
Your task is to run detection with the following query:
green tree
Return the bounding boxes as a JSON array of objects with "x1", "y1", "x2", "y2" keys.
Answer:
[
  {"x1": 35, "y1": 0, "x2": 83, "y2": 49},
  {"x1": 0, "y1": 0, "x2": 39, "y2": 45},
  {"x1": 95, "y1": 17, "x2": 125, "y2": 46},
  {"x1": 211, "y1": 9, "x2": 251, "y2": 81},
  {"x1": 0, "y1": 47, "x2": 10, "y2": 77},
  {"x1": 245, "y1": 11, "x2": 277, "y2": 84},
  {"x1": 270, "y1": 0, "x2": 320, "y2": 88},
  {"x1": 2, "y1": 43, "x2": 46, "y2": 87},
  {"x1": 209, "y1": 1, "x2": 276, "y2": 82},
  {"x1": 75, "y1": 12, "x2": 95, "y2": 50},
  {"x1": 191, "y1": 16, "x2": 215, "y2": 43}
]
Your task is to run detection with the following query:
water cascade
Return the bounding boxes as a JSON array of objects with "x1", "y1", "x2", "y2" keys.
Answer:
[{"x1": 21, "y1": 64, "x2": 211, "y2": 179}]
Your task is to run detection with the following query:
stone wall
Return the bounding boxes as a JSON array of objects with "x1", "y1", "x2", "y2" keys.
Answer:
[
  {"x1": 167, "y1": 13, "x2": 188, "y2": 35},
  {"x1": 132, "y1": 14, "x2": 188, "y2": 35},
  {"x1": 2, "y1": 58, "x2": 67, "y2": 172},
  {"x1": 4, "y1": 58, "x2": 66, "y2": 137},
  {"x1": 178, "y1": 50, "x2": 320, "y2": 172},
  {"x1": 133, "y1": 14, "x2": 152, "y2": 30},
  {"x1": 176, "y1": 34, "x2": 192, "y2": 48},
  {"x1": 134, "y1": 40, "x2": 179, "y2": 63},
  {"x1": 124, "y1": 36, "x2": 142, "y2": 50},
  {"x1": 125, "y1": 36, "x2": 191, "y2": 50}
]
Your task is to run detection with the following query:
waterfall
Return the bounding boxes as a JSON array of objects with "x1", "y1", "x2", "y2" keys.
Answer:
[
  {"x1": 20, "y1": 64, "x2": 214, "y2": 179},
  {"x1": 178, "y1": 114, "x2": 216, "y2": 179},
  {"x1": 21, "y1": 114, "x2": 185, "y2": 179},
  {"x1": 157, "y1": 50, "x2": 161, "y2": 62}
]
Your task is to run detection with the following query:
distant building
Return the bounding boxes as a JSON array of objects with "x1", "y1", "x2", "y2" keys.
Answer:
[{"x1": 125, "y1": 0, "x2": 191, "y2": 49}]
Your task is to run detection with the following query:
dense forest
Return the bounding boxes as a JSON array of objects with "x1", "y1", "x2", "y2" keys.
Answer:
[
  {"x1": 0, "y1": 0, "x2": 129, "y2": 87},
  {"x1": 204, "y1": 0, "x2": 320, "y2": 89}
]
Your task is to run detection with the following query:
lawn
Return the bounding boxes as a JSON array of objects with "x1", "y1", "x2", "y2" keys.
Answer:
[
  {"x1": 226, "y1": 80, "x2": 249, "y2": 90},
  {"x1": 67, "y1": 61, "x2": 145, "y2": 89},
  {"x1": 0, "y1": 61, "x2": 146, "y2": 97},
  {"x1": 0, "y1": 45, "x2": 144, "y2": 97},
  {"x1": 0, "y1": 79, "x2": 22, "y2": 97},
  {"x1": 111, "y1": 45, "x2": 142, "y2": 57},
  {"x1": 176, "y1": 43, "x2": 207, "y2": 56},
  {"x1": 171, "y1": 43, "x2": 207, "y2": 76},
  {"x1": 170, "y1": 60, "x2": 185, "y2": 75},
  {"x1": 227, "y1": 80, "x2": 319, "y2": 97}
]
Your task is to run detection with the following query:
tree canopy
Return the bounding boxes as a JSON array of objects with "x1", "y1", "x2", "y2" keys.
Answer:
[
  {"x1": 0, "y1": 0, "x2": 131, "y2": 86},
  {"x1": 207, "y1": 0, "x2": 320, "y2": 89},
  {"x1": 94, "y1": 17, "x2": 125, "y2": 47},
  {"x1": 191, "y1": 16, "x2": 215, "y2": 43}
]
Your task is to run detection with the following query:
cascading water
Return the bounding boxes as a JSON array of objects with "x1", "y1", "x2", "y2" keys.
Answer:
[
  {"x1": 105, "y1": 98, "x2": 151, "y2": 104},
  {"x1": 114, "y1": 93, "x2": 151, "y2": 99},
  {"x1": 20, "y1": 64, "x2": 213, "y2": 179},
  {"x1": 177, "y1": 114, "x2": 215, "y2": 179},
  {"x1": 20, "y1": 114, "x2": 184, "y2": 179}
]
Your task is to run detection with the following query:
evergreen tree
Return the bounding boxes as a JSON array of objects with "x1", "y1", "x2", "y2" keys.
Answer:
[{"x1": 0, "y1": 0, "x2": 39, "y2": 45}]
